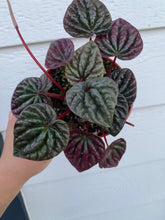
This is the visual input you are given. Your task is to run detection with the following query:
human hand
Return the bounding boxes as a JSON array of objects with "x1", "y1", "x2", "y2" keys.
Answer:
[
  {"x1": 0, "y1": 112, "x2": 52, "y2": 216},
  {"x1": 1, "y1": 112, "x2": 52, "y2": 183}
]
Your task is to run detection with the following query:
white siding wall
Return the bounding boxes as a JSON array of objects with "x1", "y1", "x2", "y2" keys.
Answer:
[{"x1": 0, "y1": 0, "x2": 165, "y2": 219}]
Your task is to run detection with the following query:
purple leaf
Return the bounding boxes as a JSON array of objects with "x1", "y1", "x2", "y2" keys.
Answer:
[
  {"x1": 45, "y1": 38, "x2": 74, "y2": 69},
  {"x1": 95, "y1": 18, "x2": 143, "y2": 60},
  {"x1": 64, "y1": 129, "x2": 105, "y2": 172},
  {"x1": 99, "y1": 138, "x2": 126, "y2": 168}
]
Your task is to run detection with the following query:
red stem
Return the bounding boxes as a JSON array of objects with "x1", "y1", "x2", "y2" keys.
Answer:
[
  {"x1": 45, "y1": 93, "x2": 65, "y2": 101},
  {"x1": 89, "y1": 37, "x2": 92, "y2": 41},
  {"x1": 16, "y1": 27, "x2": 66, "y2": 94},
  {"x1": 56, "y1": 109, "x2": 71, "y2": 120},
  {"x1": 101, "y1": 128, "x2": 109, "y2": 147},
  {"x1": 105, "y1": 56, "x2": 117, "y2": 77},
  {"x1": 125, "y1": 121, "x2": 135, "y2": 127},
  {"x1": 7, "y1": 0, "x2": 66, "y2": 94}
]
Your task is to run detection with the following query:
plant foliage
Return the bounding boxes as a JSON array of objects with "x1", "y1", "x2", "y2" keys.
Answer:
[
  {"x1": 63, "y1": 0, "x2": 112, "y2": 38},
  {"x1": 65, "y1": 41, "x2": 105, "y2": 84},
  {"x1": 99, "y1": 138, "x2": 126, "y2": 168},
  {"x1": 66, "y1": 77, "x2": 118, "y2": 127},
  {"x1": 14, "y1": 103, "x2": 69, "y2": 160},
  {"x1": 9, "y1": 0, "x2": 143, "y2": 172},
  {"x1": 64, "y1": 129, "x2": 105, "y2": 172},
  {"x1": 45, "y1": 38, "x2": 74, "y2": 69},
  {"x1": 95, "y1": 18, "x2": 143, "y2": 60}
]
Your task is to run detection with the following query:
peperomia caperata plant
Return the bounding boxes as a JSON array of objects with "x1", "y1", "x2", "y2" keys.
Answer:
[{"x1": 7, "y1": 0, "x2": 143, "y2": 172}]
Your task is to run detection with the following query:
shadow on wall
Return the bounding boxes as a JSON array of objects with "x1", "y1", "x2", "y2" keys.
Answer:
[{"x1": 0, "y1": 133, "x2": 29, "y2": 220}]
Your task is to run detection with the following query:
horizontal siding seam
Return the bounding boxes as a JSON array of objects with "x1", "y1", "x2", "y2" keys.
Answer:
[
  {"x1": 67, "y1": 198, "x2": 165, "y2": 220},
  {"x1": 24, "y1": 158, "x2": 165, "y2": 187},
  {"x1": 0, "y1": 27, "x2": 165, "y2": 50}
]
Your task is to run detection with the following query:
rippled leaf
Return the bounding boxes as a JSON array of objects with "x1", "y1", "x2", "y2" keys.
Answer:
[
  {"x1": 45, "y1": 38, "x2": 74, "y2": 69},
  {"x1": 40, "y1": 74, "x2": 53, "y2": 91},
  {"x1": 103, "y1": 94, "x2": 128, "y2": 136},
  {"x1": 14, "y1": 103, "x2": 69, "y2": 161},
  {"x1": 109, "y1": 68, "x2": 137, "y2": 107},
  {"x1": 11, "y1": 77, "x2": 53, "y2": 117},
  {"x1": 63, "y1": 0, "x2": 112, "y2": 38},
  {"x1": 95, "y1": 18, "x2": 143, "y2": 60},
  {"x1": 65, "y1": 41, "x2": 105, "y2": 85},
  {"x1": 64, "y1": 129, "x2": 105, "y2": 172},
  {"x1": 66, "y1": 77, "x2": 119, "y2": 127},
  {"x1": 99, "y1": 138, "x2": 126, "y2": 168}
]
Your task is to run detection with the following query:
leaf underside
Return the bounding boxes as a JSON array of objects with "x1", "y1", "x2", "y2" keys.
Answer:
[
  {"x1": 66, "y1": 77, "x2": 119, "y2": 127},
  {"x1": 14, "y1": 103, "x2": 69, "y2": 161},
  {"x1": 65, "y1": 41, "x2": 105, "y2": 85},
  {"x1": 64, "y1": 129, "x2": 105, "y2": 172},
  {"x1": 63, "y1": 0, "x2": 112, "y2": 38},
  {"x1": 109, "y1": 68, "x2": 137, "y2": 108},
  {"x1": 103, "y1": 94, "x2": 128, "y2": 136},
  {"x1": 95, "y1": 18, "x2": 143, "y2": 60},
  {"x1": 99, "y1": 138, "x2": 126, "y2": 168},
  {"x1": 11, "y1": 77, "x2": 53, "y2": 117},
  {"x1": 45, "y1": 38, "x2": 74, "y2": 69}
]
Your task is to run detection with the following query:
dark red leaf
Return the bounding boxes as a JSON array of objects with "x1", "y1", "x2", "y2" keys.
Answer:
[
  {"x1": 95, "y1": 18, "x2": 143, "y2": 60},
  {"x1": 99, "y1": 138, "x2": 126, "y2": 168},
  {"x1": 45, "y1": 38, "x2": 74, "y2": 69},
  {"x1": 64, "y1": 129, "x2": 105, "y2": 172}
]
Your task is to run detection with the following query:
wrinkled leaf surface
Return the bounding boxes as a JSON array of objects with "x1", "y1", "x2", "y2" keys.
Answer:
[
  {"x1": 45, "y1": 38, "x2": 74, "y2": 69},
  {"x1": 14, "y1": 103, "x2": 69, "y2": 161},
  {"x1": 109, "y1": 68, "x2": 137, "y2": 107},
  {"x1": 65, "y1": 41, "x2": 105, "y2": 85},
  {"x1": 11, "y1": 77, "x2": 53, "y2": 117},
  {"x1": 66, "y1": 77, "x2": 119, "y2": 127},
  {"x1": 103, "y1": 94, "x2": 128, "y2": 136},
  {"x1": 63, "y1": 0, "x2": 112, "y2": 38},
  {"x1": 64, "y1": 129, "x2": 105, "y2": 172},
  {"x1": 95, "y1": 18, "x2": 143, "y2": 60},
  {"x1": 99, "y1": 138, "x2": 126, "y2": 168}
]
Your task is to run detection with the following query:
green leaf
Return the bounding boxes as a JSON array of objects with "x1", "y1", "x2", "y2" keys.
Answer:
[
  {"x1": 63, "y1": 0, "x2": 112, "y2": 38},
  {"x1": 40, "y1": 74, "x2": 53, "y2": 92},
  {"x1": 11, "y1": 77, "x2": 53, "y2": 117},
  {"x1": 66, "y1": 77, "x2": 119, "y2": 127},
  {"x1": 14, "y1": 103, "x2": 69, "y2": 161},
  {"x1": 65, "y1": 41, "x2": 105, "y2": 85},
  {"x1": 109, "y1": 68, "x2": 137, "y2": 108},
  {"x1": 99, "y1": 138, "x2": 126, "y2": 168},
  {"x1": 103, "y1": 94, "x2": 128, "y2": 136}
]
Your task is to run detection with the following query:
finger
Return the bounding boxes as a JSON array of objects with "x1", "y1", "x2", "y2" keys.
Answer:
[{"x1": 2, "y1": 112, "x2": 17, "y2": 156}]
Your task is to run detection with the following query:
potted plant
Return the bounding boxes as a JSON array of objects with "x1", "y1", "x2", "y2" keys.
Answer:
[{"x1": 7, "y1": 0, "x2": 143, "y2": 172}]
